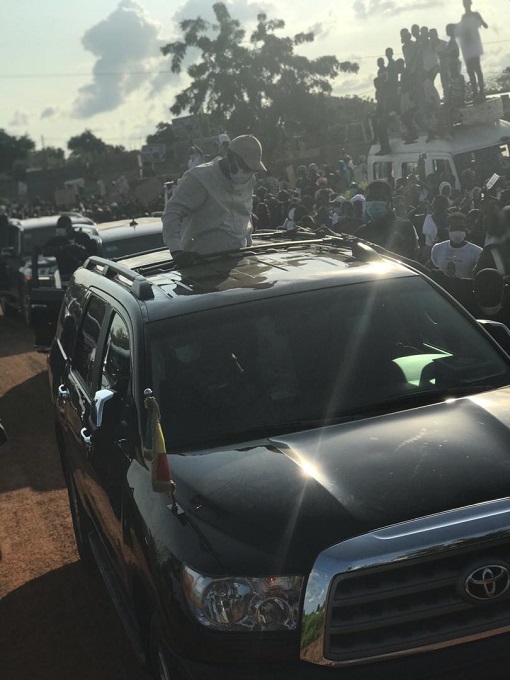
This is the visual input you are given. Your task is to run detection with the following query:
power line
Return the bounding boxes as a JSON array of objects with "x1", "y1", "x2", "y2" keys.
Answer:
[
  {"x1": 1, "y1": 39, "x2": 509, "y2": 79},
  {"x1": 0, "y1": 70, "x2": 174, "y2": 79}
]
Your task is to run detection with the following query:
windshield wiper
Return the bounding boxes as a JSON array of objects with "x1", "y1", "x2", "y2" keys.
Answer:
[{"x1": 341, "y1": 385, "x2": 495, "y2": 419}]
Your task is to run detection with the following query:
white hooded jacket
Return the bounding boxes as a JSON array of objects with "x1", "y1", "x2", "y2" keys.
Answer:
[{"x1": 162, "y1": 158, "x2": 254, "y2": 255}]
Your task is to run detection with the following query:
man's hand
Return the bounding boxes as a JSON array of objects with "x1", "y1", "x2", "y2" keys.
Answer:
[{"x1": 171, "y1": 250, "x2": 199, "y2": 268}]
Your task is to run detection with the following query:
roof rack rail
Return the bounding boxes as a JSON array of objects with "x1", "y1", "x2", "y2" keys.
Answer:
[{"x1": 84, "y1": 256, "x2": 154, "y2": 300}]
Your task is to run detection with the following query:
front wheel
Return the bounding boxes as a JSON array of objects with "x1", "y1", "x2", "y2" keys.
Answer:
[{"x1": 148, "y1": 616, "x2": 188, "y2": 680}]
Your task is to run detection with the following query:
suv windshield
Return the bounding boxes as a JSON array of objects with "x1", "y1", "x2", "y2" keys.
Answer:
[{"x1": 149, "y1": 277, "x2": 510, "y2": 450}]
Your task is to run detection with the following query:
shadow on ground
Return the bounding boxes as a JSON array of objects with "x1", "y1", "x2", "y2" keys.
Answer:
[
  {"x1": 0, "y1": 313, "x2": 37, "y2": 358},
  {"x1": 0, "y1": 371, "x2": 64, "y2": 493},
  {"x1": 0, "y1": 561, "x2": 150, "y2": 680}
]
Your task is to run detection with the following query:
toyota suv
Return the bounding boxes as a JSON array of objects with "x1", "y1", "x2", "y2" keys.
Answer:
[{"x1": 48, "y1": 235, "x2": 510, "y2": 679}]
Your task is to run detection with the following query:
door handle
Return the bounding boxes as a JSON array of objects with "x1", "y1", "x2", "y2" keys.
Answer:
[
  {"x1": 80, "y1": 428, "x2": 92, "y2": 449},
  {"x1": 58, "y1": 384, "x2": 70, "y2": 400}
]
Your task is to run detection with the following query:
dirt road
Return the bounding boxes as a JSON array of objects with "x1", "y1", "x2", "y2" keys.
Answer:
[{"x1": 0, "y1": 312, "x2": 150, "y2": 680}]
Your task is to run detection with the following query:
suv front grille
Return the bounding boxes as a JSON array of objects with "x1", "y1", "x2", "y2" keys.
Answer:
[{"x1": 325, "y1": 543, "x2": 510, "y2": 663}]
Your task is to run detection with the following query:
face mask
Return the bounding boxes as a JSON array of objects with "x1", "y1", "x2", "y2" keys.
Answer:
[
  {"x1": 449, "y1": 230, "x2": 466, "y2": 244},
  {"x1": 365, "y1": 200, "x2": 389, "y2": 221},
  {"x1": 231, "y1": 169, "x2": 254, "y2": 185},
  {"x1": 56, "y1": 228, "x2": 68, "y2": 238}
]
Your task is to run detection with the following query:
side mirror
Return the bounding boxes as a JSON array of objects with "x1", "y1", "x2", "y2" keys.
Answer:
[
  {"x1": 478, "y1": 320, "x2": 510, "y2": 355},
  {"x1": 90, "y1": 389, "x2": 116, "y2": 430},
  {"x1": 474, "y1": 268, "x2": 506, "y2": 315},
  {"x1": 1, "y1": 246, "x2": 15, "y2": 257}
]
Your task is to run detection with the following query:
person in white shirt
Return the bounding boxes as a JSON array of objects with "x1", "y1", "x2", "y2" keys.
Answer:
[
  {"x1": 456, "y1": 0, "x2": 488, "y2": 101},
  {"x1": 162, "y1": 135, "x2": 266, "y2": 266},
  {"x1": 431, "y1": 212, "x2": 482, "y2": 279}
]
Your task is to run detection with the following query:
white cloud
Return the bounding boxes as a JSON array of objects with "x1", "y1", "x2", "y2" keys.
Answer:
[
  {"x1": 353, "y1": 0, "x2": 444, "y2": 19},
  {"x1": 9, "y1": 110, "x2": 29, "y2": 127},
  {"x1": 173, "y1": 0, "x2": 274, "y2": 26},
  {"x1": 72, "y1": 0, "x2": 166, "y2": 118}
]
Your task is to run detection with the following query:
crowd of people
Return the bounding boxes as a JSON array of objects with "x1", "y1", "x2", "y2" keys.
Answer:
[
  {"x1": 3, "y1": 129, "x2": 510, "y2": 293},
  {"x1": 373, "y1": 0, "x2": 488, "y2": 151},
  {"x1": 247, "y1": 156, "x2": 510, "y2": 287},
  {"x1": 0, "y1": 194, "x2": 160, "y2": 224}
]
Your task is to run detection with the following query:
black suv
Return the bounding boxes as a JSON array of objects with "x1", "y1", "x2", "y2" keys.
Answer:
[
  {"x1": 49, "y1": 236, "x2": 510, "y2": 679},
  {"x1": 29, "y1": 216, "x2": 164, "y2": 348},
  {"x1": 0, "y1": 213, "x2": 94, "y2": 317}
]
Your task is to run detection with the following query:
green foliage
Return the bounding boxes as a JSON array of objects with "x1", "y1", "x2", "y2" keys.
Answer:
[
  {"x1": 29, "y1": 146, "x2": 66, "y2": 170},
  {"x1": 146, "y1": 122, "x2": 176, "y2": 146},
  {"x1": 67, "y1": 130, "x2": 126, "y2": 159},
  {"x1": 0, "y1": 129, "x2": 35, "y2": 174},
  {"x1": 161, "y1": 2, "x2": 359, "y2": 157},
  {"x1": 486, "y1": 66, "x2": 510, "y2": 96},
  {"x1": 67, "y1": 129, "x2": 108, "y2": 157},
  {"x1": 301, "y1": 607, "x2": 325, "y2": 650}
]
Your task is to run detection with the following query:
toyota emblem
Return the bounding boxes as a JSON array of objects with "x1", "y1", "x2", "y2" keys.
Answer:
[{"x1": 464, "y1": 565, "x2": 510, "y2": 602}]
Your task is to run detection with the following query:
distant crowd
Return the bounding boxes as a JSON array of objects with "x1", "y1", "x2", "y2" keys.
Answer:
[{"x1": 1, "y1": 195, "x2": 159, "y2": 224}]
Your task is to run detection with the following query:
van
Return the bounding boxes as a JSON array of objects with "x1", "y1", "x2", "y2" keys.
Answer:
[{"x1": 368, "y1": 101, "x2": 510, "y2": 187}]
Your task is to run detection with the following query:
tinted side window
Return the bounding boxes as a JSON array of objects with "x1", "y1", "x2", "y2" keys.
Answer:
[
  {"x1": 433, "y1": 159, "x2": 453, "y2": 179},
  {"x1": 22, "y1": 226, "x2": 59, "y2": 257},
  {"x1": 56, "y1": 300, "x2": 76, "y2": 358},
  {"x1": 100, "y1": 313, "x2": 131, "y2": 396},
  {"x1": 8, "y1": 226, "x2": 20, "y2": 252},
  {"x1": 373, "y1": 162, "x2": 393, "y2": 181},
  {"x1": 402, "y1": 162, "x2": 419, "y2": 178},
  {"x1": 102, "y1": 233, "x2": 163, "y2": 259},
  {"x1": 74, "y1": 295, "x2": 107, "y2": 390}
]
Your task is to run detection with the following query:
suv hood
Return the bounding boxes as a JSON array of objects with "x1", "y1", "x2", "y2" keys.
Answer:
[{"x1": 171, "y1": 387, "x2": 510, "y2": 574}]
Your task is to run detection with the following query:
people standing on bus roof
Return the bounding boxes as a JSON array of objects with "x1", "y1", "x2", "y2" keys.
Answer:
[{"x1": 456, "y1": 0, "x2": 488, "y2": 102}]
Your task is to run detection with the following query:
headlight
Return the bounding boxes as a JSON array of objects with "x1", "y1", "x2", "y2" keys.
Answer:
[{"x1": 182, "y1": 565, "x2": 303, "y2": 632}]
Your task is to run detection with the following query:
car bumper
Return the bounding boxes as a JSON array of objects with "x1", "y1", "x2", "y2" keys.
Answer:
[{"x1": 179, "y1": 631, "x2": 510, "y2": 680}]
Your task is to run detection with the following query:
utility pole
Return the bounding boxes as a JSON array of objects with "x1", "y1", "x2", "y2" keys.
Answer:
[{"x1": 41, "y1": 135, "x2": 47, "y2": 170}]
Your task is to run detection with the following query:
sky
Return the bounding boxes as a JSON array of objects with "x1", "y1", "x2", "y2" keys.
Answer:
[{"x1": 1, "y1": 0, "x2": 509, "y2": 151}]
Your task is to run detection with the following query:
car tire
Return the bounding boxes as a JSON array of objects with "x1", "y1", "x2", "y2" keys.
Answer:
[
  {"x1": 67, "y1": 473, "x2": 95, "y2": 566},
  {"x1": 0, "y1": 296, "x2": 18, "y2": 317},
  {"x1": 148, "y1": 616, "x2": 189, "y2": 680}
]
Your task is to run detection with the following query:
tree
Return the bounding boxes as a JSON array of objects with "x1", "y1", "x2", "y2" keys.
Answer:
[
  {"x1": 67, "y1": 129, "x2": 107, "y2": 158},
  {"x1": 486, "y1": 67, "x2": 510, "y2": 96},
  {"x1": 161, "y1": 2, "x2": 359, "y2": 157},
  {"x1": 29, "y1": 146, "x2": 66, "y2": 170},
  {"x1": 146, "y1": 122, "x2": 176, "y2": 146},
  {"x1": 0, "y1": 129, "x2": 35, "y2": 174}
]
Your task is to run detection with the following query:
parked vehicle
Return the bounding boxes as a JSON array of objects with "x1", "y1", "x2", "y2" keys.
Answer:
[
  {"x1": 368, "y1": 99, "x2": 510, "y2": 186},
  {"x1": 29, "y1": 217, "x2": 164, "y2": 348},
  {"x1": 0, "y1": 214, "x2": 94, "y2": 318},
  {"x1": 48, "y1": 234, "x2": 510, "y2": 679}
]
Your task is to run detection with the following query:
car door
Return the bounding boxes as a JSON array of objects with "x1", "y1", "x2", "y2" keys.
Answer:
[
  {"x1": 63, "y1": 292, "x2": 109, "y2": 539},
  {"x1": 83, "y1": 308, "x2": 137, "y2": 575}
]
